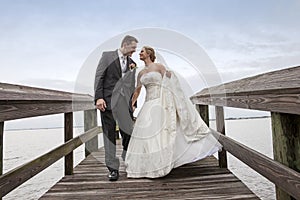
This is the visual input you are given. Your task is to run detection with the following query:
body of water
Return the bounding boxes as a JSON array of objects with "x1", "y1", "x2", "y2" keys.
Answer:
[{"x1": 3, "y1": 117, "x2": 275, "y2": 199}]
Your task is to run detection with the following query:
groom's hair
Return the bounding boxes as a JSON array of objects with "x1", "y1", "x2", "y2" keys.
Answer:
[{"x1": 121, "y1": 35, "x2": 138, "y2": 47}]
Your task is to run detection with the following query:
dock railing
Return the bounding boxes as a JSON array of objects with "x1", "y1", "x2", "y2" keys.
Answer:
[
  {"x1": 0, "y1": 66, "x2": 299, "y2": 199},
  {"x1": 191, "y1": 66, "x2": 300, "y2": 200},
  {"x1": 0, "y1": 83, "x2": 101, "y2": 198}
]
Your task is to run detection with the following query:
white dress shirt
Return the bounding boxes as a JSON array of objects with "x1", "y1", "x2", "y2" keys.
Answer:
[{"x1": 118, "y1": 49, "x2": 127, "y2": 75}]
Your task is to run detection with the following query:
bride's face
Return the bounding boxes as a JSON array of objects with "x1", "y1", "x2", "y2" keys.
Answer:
[{"x1": 139, "y1": 48, "x2": 149, "y2": 61}]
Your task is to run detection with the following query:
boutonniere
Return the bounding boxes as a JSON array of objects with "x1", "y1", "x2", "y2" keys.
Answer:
[{"x1": 129, "y1": 63, "x2": 137, "y2": 70}]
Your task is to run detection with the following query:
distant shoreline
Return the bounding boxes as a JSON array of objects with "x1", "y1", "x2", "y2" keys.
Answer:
[
  {"x1": 5, "y1": 126, "x2": 84, "y2": 132},
  {"x1": 210, "y1": 115, "x2": 270, "y2": 121},
  {"x1": 4, "y1": 116, "x2": 271, "y2": 131}
]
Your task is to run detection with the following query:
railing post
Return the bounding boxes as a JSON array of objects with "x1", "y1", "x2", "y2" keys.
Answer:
[
  {"x1": 0, "y1": 122, "x2": 3, "y2": 176},
  {"x1": 196, "y1": 104, "x2": 209, "y2": 126},
  {"x1": 271, "y1": 112, "x2": 300, "y2": 200},
  {"x1": 215, "y1": 106, "x2": 228, "y2": 168},
  {"x1": 84, "y1": 109, "x2": 98, "y2": 157},
  {"x1": 64, "y1": 112, "x2": 73, "y2": 175},
  {"x1": 0, "y1": 122, "x2": 3, "y2": 199}
]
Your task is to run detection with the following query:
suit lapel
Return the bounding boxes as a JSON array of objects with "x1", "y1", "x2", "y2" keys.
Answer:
[
  {"x1": 124, "y1": 57, "x2": 136, "y2": 73},
  {"x1": 112, "y1": 50, "x2": 122, "y2": 77},
  {"x1": 123, "y1": 56, "x2": 130, "y2": 73}
]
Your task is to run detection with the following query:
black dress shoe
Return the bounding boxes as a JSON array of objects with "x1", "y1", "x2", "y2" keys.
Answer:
[{"x1": 108, "y1": 170, "x2": 119, "y2": 181}]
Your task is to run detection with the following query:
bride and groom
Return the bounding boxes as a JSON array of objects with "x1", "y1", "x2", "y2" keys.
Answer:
[{"x1": 94, "y1": 35, "x2": 222, "y2": 181}]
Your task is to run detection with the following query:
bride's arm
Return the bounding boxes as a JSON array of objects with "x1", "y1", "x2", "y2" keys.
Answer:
[
  {"x1": 131, "y1": 71, "x2": 143, "y2": 108},
  {"x1": 158, "y1": 63, "x2": 171, "y2": 78}
]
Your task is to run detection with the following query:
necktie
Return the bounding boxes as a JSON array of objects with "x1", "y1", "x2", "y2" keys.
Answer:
[{"x1": 121, "y1": 56, "x2": 127, "y2": 72}]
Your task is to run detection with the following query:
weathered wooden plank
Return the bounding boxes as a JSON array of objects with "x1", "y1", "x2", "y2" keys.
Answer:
[
  {"x1": 0, "y1": 127, "x2": 101, "y2": 197},
  {"x1": 57, "y1": 173, "x2": 237, "y2": 184},
  {"x1": 191, "y1": 66, "x2": 300, "y2": 115},
  {"x1": 42, "y1": 192, "x2": 257, "y2": 200},
  {"x1": 211, "y1": 130, "x2": 300, "y2": 199},
  {"x1": 46, "y1": 181, "x2": 247, "y2": 190},
  {"x1": 0, "y1": 82, "x2": 95, "y2": 122},
  {"x1": 41, "y1": 143, "x2": 258, "y2": 200},
  {"x1": 0, "y1": 101, "x2": 94, "y2": 122},
  {"x1": 194, "y1": 66, "x2": 300, "y2": 95},
  {"x1": 192, "y1": 92, "x2": 300, "y2": 115},
  {"x1": 43, "y1": 183, "x2": 253, "y2": 196},
  {"x1": 0, "y1": 82, "x2": 92, "y2": 101}
]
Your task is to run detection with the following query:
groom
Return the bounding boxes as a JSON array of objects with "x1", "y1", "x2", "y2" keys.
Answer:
[{"x1": 94, "y1": 35, "x2": 138, "y2": 181}]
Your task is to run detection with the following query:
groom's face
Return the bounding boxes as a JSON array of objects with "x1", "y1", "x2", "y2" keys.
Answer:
[{"x1": 123, "y1": 41, "x2": 137, "y2": 56}]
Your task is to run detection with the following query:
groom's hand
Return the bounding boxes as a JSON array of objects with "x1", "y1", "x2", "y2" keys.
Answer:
[{"x1": 96, "y1": 98, "x2": 106, "y2": 112}]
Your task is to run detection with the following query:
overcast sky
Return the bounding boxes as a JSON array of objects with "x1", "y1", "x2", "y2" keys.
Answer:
[{"x1": 2, "y1": 0, "x2": 300, "y2": 128}]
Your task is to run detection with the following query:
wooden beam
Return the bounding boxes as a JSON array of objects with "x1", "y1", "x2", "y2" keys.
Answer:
[
  {"x1": 271, "y1": 112, "x2": 300, "y2": 200},
  {"x1": 0, "y1": 127, "x2": 101, "y2": 197},
  {"x1": 0, "y1": 82, "x2": 95, "y2": 122},
  {"x1": 64, "y1": 113, "x2": 73, "y2": 175},
  {"x1": 191, "y1": 90, "x2": 300, "y2": 115},
  {"x1": 191, "y1": 66, "x2": 300, "y2": 115},
  {"x1": 0, "y1": 101, "x2": 94, "y2": 122},
  {"x1": 0, "y1": 122, "x2": 3, "y2": 176},
  {"x1": 215, "y1": 106, "x2": 227, "y2": 168},
  {"x1": 196, "y1": 105, "x2": 209, "y2": 126},
  {"x1": 211, "y1": 130, "x2": 300, "y2": 199},
  {"x1": 0, "y1": 82, "x2": 92, "y2": 101}
]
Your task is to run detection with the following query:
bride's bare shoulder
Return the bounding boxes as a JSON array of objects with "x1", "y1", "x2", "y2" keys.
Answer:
[
  {"x1": 154, "y1": 63, "x2": 172, "y2": 77},
  {"x1": 137, "y1": 68, "x2": 147, "y2": 78},
  {"x1": 154, "y1": 63, "x2": 168, "y2": 72},
  {"x1": 155, "y1": 63, "x2": 165, "y2": 68}
]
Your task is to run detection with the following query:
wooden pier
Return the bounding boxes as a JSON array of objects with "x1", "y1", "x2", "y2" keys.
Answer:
[
  {"x1": 40, "y1": 142, "x2": 258, "y2": 200},
  {"x1": 0, "y1": 66, "x2": 299, "y2": 200}
]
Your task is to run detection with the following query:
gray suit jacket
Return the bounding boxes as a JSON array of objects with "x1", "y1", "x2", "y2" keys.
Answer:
[
  {"x1": 111, "y1": 69, "x2": 136, "y2": 133},
  {"x1": 94, "y1": 50, "x2": 136, "y2": 112}
]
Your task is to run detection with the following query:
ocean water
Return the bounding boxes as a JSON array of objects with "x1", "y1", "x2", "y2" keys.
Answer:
[{"x1": 3, "y1": 118, "x2": 275, "y2": 200}]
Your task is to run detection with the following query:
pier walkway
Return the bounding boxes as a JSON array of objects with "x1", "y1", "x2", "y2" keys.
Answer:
[{"x1": 40, "y1": 142, "x2": 258, "y2": 200}]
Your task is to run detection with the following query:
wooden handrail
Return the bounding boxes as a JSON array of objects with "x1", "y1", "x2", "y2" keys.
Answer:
[
  {"x1": 211, "y1": 130, "x2": 300, "y2": 199},
  {"x1": 190, "y1": 66, "x2": 300, "y2": 115},
  {"x1": 0, "y1": 82, "x2": 100, "y2": 197},
  {"x1": 192, "y1": 66, "x2": 300, "y2": 200},
  {"x1": 0, "y1": 126, "x2": 102, "y2": 197},
  {"x1": 0, "y1": 82, "x2": 95, "y2": 122}
]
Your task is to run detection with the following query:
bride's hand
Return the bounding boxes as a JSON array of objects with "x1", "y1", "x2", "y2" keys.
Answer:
[{"x1": 166, "y1": 71, "x2": 172, "y2": 78}]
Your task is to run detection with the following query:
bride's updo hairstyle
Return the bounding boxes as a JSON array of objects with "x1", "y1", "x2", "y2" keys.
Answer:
[{"x1": 144, "y1": 46, "x2": 156, "y2": 62}]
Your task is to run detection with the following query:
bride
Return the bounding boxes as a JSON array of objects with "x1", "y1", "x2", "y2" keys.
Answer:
[{"x1": 125, "y1": 46, "x2": 222, "y2": 178}]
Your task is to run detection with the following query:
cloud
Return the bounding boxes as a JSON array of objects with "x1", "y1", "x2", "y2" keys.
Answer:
[
  {"x1": 200, "y1": 28, "x2": 300, "y2": 82},
  {"x1": 1, "y1": 0, "x2": 300, "y2": 126}
]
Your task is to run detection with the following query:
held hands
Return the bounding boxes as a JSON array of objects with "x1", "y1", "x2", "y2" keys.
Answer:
[{"x1": 96, "y1": 99, "x2": 106, "y2": 112}]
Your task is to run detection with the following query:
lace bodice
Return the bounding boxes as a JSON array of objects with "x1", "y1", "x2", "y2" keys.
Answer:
[{"x1": 140, "y1": 71, "x2": 162, "y2": 101}]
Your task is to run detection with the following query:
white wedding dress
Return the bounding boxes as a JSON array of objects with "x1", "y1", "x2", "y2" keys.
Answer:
[{"x1": 125, "y1": 71, "x2": 222, "y2": 178}]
